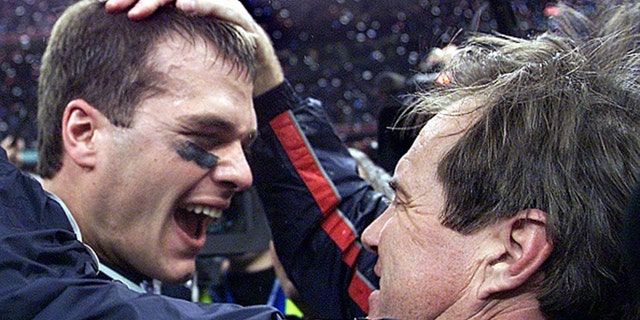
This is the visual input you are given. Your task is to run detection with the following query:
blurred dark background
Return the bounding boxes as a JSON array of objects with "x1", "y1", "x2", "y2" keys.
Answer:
[{"x1": 0, "y1": 0, "x2": 596, "y2": 163}]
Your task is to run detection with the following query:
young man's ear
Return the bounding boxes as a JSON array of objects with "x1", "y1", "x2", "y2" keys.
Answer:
[
  {"x1": 61, "y1": 99, "x2": 108, "y2": 169},
  {"x1": 478, "y1": 209, "x2": 553, "y2": 299}
]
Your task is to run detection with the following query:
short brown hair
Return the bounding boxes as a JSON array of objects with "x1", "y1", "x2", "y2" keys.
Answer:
[
  {"x1": 408, "y1": 2, "x2": 640, "y2": 319},
  {"x1": 37, "y1": 0, "x2": 257, "y2": 178}
]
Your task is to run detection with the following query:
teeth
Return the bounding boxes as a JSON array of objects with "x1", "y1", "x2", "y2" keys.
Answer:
[
  {"x1": 202, "y1": 207, "x2": 222, "y2": 219},
  {"x1": 182, "y1": 205, "x2": 222, "y2": 219}
]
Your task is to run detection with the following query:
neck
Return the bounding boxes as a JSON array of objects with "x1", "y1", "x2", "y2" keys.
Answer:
[
  {"x1": 436, "y1": 288, "x2": 546, "y2": 320},
  {"x1": 470, "y1": 292, "x2": 547, "y2": 320}
]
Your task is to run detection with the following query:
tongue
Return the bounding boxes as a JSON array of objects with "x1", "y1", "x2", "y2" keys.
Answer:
[{"x1": 175, "y1": 209, "x2": 202, "y2": 239}]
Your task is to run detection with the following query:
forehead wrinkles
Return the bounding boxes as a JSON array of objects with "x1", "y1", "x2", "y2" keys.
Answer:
[
  {"x1": 133, "y1": 35, "x2": 254, "y2": 120},
  {"x1": 147, "y1": 34, "x2": 251, "y2": 84}
]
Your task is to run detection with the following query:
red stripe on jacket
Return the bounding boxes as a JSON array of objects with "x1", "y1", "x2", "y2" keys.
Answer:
[{"x1": 270, "y1": 111, "x2": 372, "y2": 312}]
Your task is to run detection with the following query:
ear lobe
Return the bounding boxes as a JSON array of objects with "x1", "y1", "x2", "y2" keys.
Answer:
[
  {"x1": 61, "y1": 99, "x2": 105, "y2": 169},
  {"x1": 478, "y1": 209, "x2": 553, "y2": 299}
]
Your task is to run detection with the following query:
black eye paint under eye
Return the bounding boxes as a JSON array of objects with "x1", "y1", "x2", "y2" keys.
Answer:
[{"x1": 176, "y1": 141, "x2": 219, "y2": 169}]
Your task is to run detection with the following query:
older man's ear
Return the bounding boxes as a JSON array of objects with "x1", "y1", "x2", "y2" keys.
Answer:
[{"x1": 478, "y1": 209, "x2": 553, "y2": 300}]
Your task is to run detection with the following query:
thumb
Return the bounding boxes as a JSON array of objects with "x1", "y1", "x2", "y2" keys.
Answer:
[
  {"x1": 104, "y1": 0, "x2": 175, "y2": 20},
  {"x1": 175, "y1": 0, "x2": 257, "y2": 33}
]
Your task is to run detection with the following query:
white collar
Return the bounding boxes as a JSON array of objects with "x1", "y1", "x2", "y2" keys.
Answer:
[{"x1": 98, "y1": 264, "x2": 147, "y2": 293}]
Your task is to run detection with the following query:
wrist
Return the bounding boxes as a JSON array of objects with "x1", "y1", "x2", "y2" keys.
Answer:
[
  {"x1": 254, "y1": 79, "x2": 300, "y2": 128},
  {"x1": 253, "y1": 68, "x2": 284, "y2": 97}
]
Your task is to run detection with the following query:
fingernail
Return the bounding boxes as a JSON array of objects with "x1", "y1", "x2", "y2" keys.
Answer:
[
  {"x1": 128, "y1": 6, "x2": 140, "y2": 15},
  {"x1": 179, "y1": 0, "x2": 196, "y2": 12}
]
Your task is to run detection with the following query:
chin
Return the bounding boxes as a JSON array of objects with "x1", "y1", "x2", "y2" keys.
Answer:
[
  {"x1": 162, "y1": 271, "x2": 194, "y2": 284},
  {"x1": 176, "y1": 273, "x2": 195, "y2": 284},
  {"x1": 159, "y1": 261, "x2": 196, "y2": 284}
]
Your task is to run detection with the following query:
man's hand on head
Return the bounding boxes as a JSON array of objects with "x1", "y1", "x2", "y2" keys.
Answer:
[
  {"x1": 104, "y1": 0, "x2": 284, "y2": 96},
  {"x1": 103, "y1": 0, "x2": 173, "y2": 20}
]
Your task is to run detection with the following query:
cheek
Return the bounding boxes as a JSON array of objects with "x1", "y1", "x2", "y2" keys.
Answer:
[
  {"x1": 380, "y1": 218, "x2": 473, "y2": 317},
  {"x1": 379, "y1": 215, "x2": 436, "y2": 281},
  {"x1": 383, "y1": 214, "x2": 469, "y2": 289}
]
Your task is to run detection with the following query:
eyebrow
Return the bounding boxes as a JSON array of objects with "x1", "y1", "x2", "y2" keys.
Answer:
[
  {"x1": 389, "y1": 178, "x2": 398, "y2": 192},
  {"x1": 175, "y1": 114, "x2": 235, "y2": 132},
  {"x1": 175, "y1": 113, "x2": 258, "y2": 146},
  {"x1": 388, "y1": 178, "x2": 410, "y2": 199}
]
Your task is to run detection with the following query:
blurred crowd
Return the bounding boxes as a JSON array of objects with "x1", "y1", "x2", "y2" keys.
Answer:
[
  {"x1": 0, "y1": 0, "x2": 596, "y2": 163},
  {"x1": 0, "y1": 0, "x2": 634, "y2": 319}
]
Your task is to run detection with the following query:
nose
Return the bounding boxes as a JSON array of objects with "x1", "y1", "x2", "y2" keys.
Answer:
[
  {"x1": 210, "y1": 142, "x2": 253, "y2": 192},
  {"x1": 362, "y1": 207, "x2": 392, "y2": 254}
]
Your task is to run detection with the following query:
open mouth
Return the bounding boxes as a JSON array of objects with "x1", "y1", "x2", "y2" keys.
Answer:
[{"x1": 174, "y1": 205, "x2": 222, "y2": 239}]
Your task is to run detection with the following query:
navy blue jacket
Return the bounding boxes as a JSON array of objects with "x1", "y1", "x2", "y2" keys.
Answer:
[
  {"x1": 0, "y1": 148, "x2": 282, "y2": 319},
  {"x1": 251, "y1": 81, "x2": 387, "y2": 319}
]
